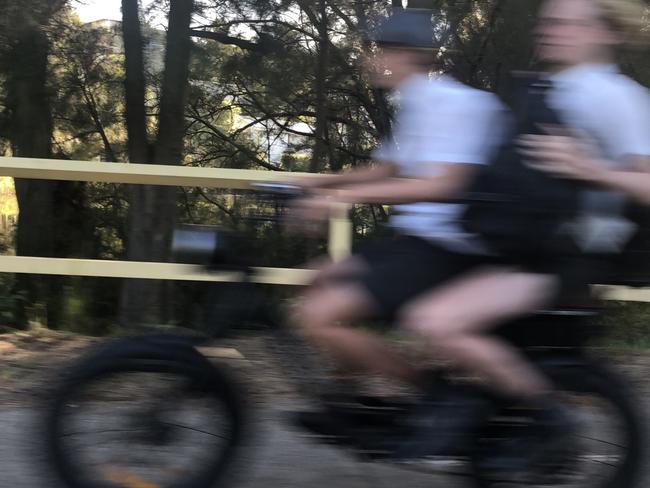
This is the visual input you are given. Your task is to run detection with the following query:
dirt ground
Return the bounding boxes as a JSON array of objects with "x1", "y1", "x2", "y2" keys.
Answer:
[
  {"x1": 2, "y1": 327, "x2": 650, "y2": 406},
  {"x1": 0, "y1": 329, "x2": 98, "y2": 406}
]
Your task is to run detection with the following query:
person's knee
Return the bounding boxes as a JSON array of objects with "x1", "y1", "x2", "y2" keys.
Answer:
[
  {"x1": 398, "y1": 301, "x2": 461, "y2": 344},
  {"x1": 400, "y1": 305, "x2": 485, "y2": 360},
  {"x1": 289, "y1": 291, "x2": 330, "y2": 334},
  {"x1": 290, "y1": 284, "x2": 375, "y2": 336}
]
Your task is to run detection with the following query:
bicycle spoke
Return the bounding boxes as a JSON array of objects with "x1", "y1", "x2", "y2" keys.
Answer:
[{"x1": 54, "y1": 370, "x2": 237, "y2": 488}]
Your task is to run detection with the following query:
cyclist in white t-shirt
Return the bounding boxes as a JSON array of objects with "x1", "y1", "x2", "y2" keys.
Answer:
[
  {"x1": 289, "y1": 8, "x2": 506, "y2": 390},
  {"x1": 292, "y1": 0, "x2": 650, "y2": 460},
  {"x1": 393, "y1": 0, "x2": 650, "y2": 453}
]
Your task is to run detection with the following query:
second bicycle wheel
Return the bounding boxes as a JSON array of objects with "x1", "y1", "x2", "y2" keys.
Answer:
[
  {"x1": 470, "y1": 357, "x2": 646, "y2": 488},
  {"x1": 45, "y1": 343, "x2": 247, "y2": 488}
]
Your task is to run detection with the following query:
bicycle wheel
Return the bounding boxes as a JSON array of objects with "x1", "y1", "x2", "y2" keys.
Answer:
[
  {"x1": 45, "y1": 338, "x2": 247, "y2": 488},
  {"x1": 470, "y1": 357, "x2": 646, "y2": 488}
]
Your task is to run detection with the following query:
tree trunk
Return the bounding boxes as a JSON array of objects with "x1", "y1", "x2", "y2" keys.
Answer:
[
  {"x1": 7, "y1": 22, "x2": 58, "y2": 329},
  {"x1": 120, "y1": 0, "x2": 194, "y2": 327},
  {"x1": 151, "y1": 0, "x2": 194, "y2": 323},
  {"x1": 155, "y1": 0, "x2": 194, "y2": 168},
  {"x1": 121, "y1": 0, "x2": 149, "y2": 165},
  {"x1": 120, "y1": 0, "x2": 154, "y2": 326}
]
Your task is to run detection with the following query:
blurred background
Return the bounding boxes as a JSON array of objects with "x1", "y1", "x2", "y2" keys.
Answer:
[
  {"x1": 0, "y1": 2, "x2": 647, "y2": 487},
  {"x1": 0, "y1": 0, "x2": 648, "y2": 340}
]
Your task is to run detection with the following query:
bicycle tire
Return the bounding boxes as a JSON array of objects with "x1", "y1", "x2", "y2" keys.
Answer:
[
  {"x1": 470, "y1": 357, "x2": 646, "y2": 488},
  {"x1": 44, "y1": 336, "x2": 248, "y2": 488}
]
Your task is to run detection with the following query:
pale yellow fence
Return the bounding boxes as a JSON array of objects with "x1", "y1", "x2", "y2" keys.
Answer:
[
  {"x1": 0, "y1": 156, "x2": 648, "y2": 302},
  {"x1": 0, "y1": 156, "x2": 347, "y2": 285}
]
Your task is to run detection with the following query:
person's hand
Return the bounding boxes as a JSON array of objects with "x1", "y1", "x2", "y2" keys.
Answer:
[
  {"x1": 284, "y1": 193, "x2": 337, "y2": 236},
  {"x1": 517, "y1": 125, "x2": 608, "y2": 183}
]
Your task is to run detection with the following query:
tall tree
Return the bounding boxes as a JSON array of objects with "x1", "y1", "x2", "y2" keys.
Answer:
[
  {"x1": 1, "y1": 0, "x2": 68, "y2": 328},
  {"x1": 120, "y1": 0, "x2": 195, "y2": 326}
]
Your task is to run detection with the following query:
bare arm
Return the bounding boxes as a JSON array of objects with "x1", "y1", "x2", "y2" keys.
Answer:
[
  {"x1": 331, "y1": 163, "x2": 479, "y2": 205},
  {"x1": 286, "y1": 163, "x2": 479, "y2": 229},
  {"x1": 587, "y1": 157, "x2": 650, "y2": 206},
  {"x1": 519, "y1": 133, "x2": 650, "y2": 206},
  {"x1": 296, "y1": 162, "x2": 398, "y2": 190}
]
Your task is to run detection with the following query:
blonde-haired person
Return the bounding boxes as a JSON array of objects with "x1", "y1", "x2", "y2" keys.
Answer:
[
  {"x1": 594, "y1": 0, "x2": 648, "y2": 46},
  {"x1": 389, "y1": 0, "x2": 650, "y2": 458},
  {"x1": 521, "y1": 0, "x2": 650, "y2": 202}
]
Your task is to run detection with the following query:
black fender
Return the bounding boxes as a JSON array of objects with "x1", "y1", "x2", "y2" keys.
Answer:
[
  {"x1": 56, "y1": 333, "x2": 247, "y2": 403},
  {"x1": 72, "y1": 334, "x2": 215, "y2": 373}
]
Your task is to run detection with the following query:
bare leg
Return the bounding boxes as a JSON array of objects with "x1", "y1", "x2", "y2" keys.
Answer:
[
  {"x1": 399, "y1": 267, "x2": 559, "y2": 399},
  {"x1": 303, "y1": 254, "x2": 369, "y2": 289},
  {"x1": 291, "y1": 282, "x2": 422, "y2": 387}
]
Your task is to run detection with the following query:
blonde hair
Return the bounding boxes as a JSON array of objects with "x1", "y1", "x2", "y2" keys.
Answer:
[{"x1": 594, "y1": 0, "x2": 649, "y2": 47}]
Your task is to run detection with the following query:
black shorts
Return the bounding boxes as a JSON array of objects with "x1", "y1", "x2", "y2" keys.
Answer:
[
  {"x1": 331, "y1": 234, "x2": 610, "y2": 321},
  {"x1": 346, "y1": 235, "x2": 485, "y2": 319},
  {"x1": 513, "y1": 247, "x2": 616, "y2": 304}
]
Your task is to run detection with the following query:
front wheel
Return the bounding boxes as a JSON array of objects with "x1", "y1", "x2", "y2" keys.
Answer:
[
  {"x1": 470, "y1": 357, "x2": 646, "y2": 488},
  {"x1": 45, "y1": 337, "x2": 248, "y2": 488}
]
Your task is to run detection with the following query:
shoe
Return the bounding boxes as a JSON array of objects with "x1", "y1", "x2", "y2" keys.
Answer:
[
  {"x1": 391, "y1": 384, "x2": 496, "y2": 461},
  {"x1": 475, "y1": 401, "x2": 576, "y2": 477}
]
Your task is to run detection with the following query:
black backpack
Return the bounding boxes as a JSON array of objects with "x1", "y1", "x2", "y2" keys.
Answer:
[{"x1": 462, "y1": 75, "x2": 582, "y2": 260}]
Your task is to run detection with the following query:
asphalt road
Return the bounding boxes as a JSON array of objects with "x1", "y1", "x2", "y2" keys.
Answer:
[
  {"x1": 3, "y1": 401, "x2": 649, "y2": 488},
  {"x1": 2, "y1": 407, "x2": 455, "y2": 488}
]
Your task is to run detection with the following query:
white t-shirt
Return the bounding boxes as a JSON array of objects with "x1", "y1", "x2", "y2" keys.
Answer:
[
  {"x1": 373, "y1": 74, "x2": 506, "y2": 253},
  {"x1": 548, "y1": 63, "x2": 650, "y2": 252}
]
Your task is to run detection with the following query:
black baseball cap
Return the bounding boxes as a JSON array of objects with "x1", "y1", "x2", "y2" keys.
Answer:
[{"x1": 366, "y1": 8, "x2": 439, "y2": 50}]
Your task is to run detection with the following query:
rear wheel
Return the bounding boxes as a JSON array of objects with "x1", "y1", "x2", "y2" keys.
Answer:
[
  {"x1": 470, "y1": 358, "x2": 646, "y2": 488},
  {"x1": 45, "y1": 340, "x2": 247, "y2": 488}
]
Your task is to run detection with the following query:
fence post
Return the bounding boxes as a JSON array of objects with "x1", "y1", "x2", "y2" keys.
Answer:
[{"x1": 328, "y1": 203, "x2": 352, "y2": 261}]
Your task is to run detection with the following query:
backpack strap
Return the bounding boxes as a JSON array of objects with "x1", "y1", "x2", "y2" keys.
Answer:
[{"x1": 505, "y1": 71, "x2": 551, "y2": 126}]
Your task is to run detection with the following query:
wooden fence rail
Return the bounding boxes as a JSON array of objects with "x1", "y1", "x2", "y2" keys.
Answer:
[{"x1": 0, "y1": 156, "x2": 647, "y2": 302}]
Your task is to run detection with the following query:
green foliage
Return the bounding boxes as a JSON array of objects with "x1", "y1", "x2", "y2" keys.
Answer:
[
  {"x1": 599, "y1": 302, "x2": 650, "y2": 349},
  {"x1": 50, "y1": 16, "x2": 127, "y2": 162}
]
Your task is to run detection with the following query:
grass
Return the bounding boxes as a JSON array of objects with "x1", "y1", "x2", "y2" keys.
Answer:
[{"x1": 597, "y1": 302, "x2": 650, "y2": 350}]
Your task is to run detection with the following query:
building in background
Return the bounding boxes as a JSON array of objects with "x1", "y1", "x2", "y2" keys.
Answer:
[
  {"x1": 83, "y1": 20, "x2": 311, "y2": 169},
  {"x1": 84, "y1": 19, "x2": 166, "y2": 74}
]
